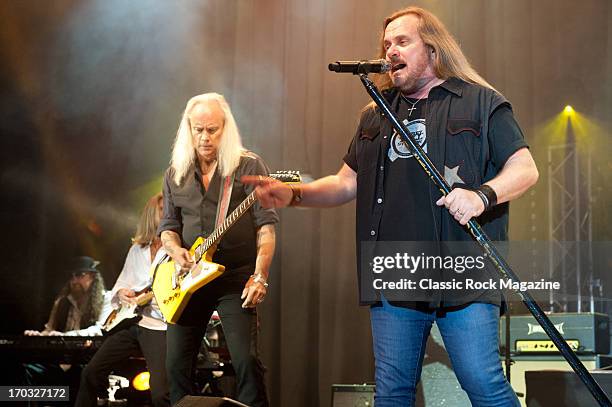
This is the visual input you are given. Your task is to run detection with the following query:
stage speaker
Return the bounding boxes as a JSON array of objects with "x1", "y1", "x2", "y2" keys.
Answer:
[
  {"x1": 331, "y1": 384, "x2": 375, "y2": 406},
  {"x1": 525, "y1": 370, "x2": 612, "y2": 406},
  {"x1": 175, "y1": 395, "x2": 248, "y2": 407},
  {"x1": 505, "y1": 354, "x2": 612, "y2": 407}
]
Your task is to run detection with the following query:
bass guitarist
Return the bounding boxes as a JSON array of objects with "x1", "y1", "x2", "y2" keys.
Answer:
[
  {"x1": 158, "y1": 93, "x2": 278, "y2": 406},
  {"x1": 75, "y1": 193, "x2": 170, "y2": 407}
]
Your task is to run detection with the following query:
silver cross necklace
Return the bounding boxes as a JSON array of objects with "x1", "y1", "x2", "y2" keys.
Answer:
[{"x1": 401, "y1": 95, "x2": 424, "y2": 117}]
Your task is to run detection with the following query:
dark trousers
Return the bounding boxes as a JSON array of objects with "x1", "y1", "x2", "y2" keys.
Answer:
[
  {"x1": 22, "y1": 363, "x2": 81, "y2": 406},
  {"x1": 166, "y1": 292, "x2": 268, "y2": 406},
  {"x1": 75, "y1": 325, "x2": 169, "y2": 407}
]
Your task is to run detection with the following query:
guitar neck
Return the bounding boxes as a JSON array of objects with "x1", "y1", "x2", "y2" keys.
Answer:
[
  {"x1": 194, "y1": 171, "x2": 300, "y2": 258},
  {"x1": 137, "y1": 290, "x2": 155, "y2": 307},
  {"x1": 202, "y1": 191, "x2": 257, "y2": 252}
]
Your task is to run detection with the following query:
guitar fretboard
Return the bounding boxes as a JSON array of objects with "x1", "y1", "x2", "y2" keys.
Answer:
[
  {"x1": 191, "y1": 171, "x2": 299, "y2": 262},
  {"x1": 199, "y1": 191, "x2": 257, "y2": 256}
]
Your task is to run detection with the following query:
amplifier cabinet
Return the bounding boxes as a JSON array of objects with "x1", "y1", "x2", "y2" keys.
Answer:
[
  {"x1": 526, "y1": 369, "x2": 612, "y2": 406},
  {"x1": 503, "y1": 354, "x2": 612, "y2": 407},
  {"x1": 332, "y1": 384, "x2": 375, "y2": 407},
  {"x1": 499, "y1": 313, "x2": 609, "y2": 354}
]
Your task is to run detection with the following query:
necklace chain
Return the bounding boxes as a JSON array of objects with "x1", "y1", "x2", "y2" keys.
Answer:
[{"x1": 401, "y1": 95, "x2": 424, "y2": 117}]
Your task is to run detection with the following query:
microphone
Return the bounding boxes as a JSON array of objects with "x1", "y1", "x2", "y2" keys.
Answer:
[{"x1": 328, "y1": 59, "x2": 391, "y2": 74}]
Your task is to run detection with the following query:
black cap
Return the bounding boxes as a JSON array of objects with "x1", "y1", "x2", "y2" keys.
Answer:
[{"x1": 68, "y1": 256, "x2": 100, "y2": 276}]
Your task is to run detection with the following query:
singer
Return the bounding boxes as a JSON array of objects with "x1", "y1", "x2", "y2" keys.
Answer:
[{"x1": 245, "y1": 6, "x2": 538, "y2": 407}]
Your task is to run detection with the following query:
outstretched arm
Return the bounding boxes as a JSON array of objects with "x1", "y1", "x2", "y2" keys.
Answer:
[{"x1": 243, "y1": 163, "x2": 357, "y2": 209}]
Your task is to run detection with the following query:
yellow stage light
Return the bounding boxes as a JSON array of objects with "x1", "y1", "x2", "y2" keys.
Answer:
[
  {"x1": 563, "y1": 105, "x2": 575, "y2": 115},
  {"x1": 132, "y1": 371, "x2": 150, "y2": 391}
]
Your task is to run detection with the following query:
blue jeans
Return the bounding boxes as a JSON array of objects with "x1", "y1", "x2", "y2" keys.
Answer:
[{"x1": 370, "y1": 300, "x2": 520, "y2": 407}]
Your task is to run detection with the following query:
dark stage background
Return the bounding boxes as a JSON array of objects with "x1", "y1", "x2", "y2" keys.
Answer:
[{"x1": 1, "y1": 1, "x2": 611, "y2": 406}]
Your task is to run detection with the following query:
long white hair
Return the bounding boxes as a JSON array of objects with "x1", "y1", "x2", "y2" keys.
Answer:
[{"x1": 170, "y1": 93, "x2": 246, "y2": 185}]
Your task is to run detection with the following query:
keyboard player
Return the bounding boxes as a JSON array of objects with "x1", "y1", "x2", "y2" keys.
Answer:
[{"x1": 7, "y1": 256, "x2": 112, "y2": 404}]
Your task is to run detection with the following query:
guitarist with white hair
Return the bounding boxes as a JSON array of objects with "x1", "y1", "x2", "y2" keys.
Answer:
[
  {"x1": 158, "y1": 93, "x2": 278, "y2": 406},
  {"x1": 75, "y1": 193, "x2": 170, "y2": 407}
]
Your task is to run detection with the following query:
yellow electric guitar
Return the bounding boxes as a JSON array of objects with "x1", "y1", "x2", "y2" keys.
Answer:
[{"x1": 151, "y1": 171, "x2": 301, "y2": 323}]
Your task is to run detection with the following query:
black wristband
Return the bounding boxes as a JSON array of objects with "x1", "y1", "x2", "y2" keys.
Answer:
[
  {"x1": 477, "y1": 184, "x2": 497, "y2": 211},
  {"x1": 474, "y1": 189, "x2": 490, "y2": 210}
]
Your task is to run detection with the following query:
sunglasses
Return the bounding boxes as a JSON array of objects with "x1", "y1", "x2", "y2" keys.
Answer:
[{"x1": 71, "y1": 271, "x2": 92, "y2": 278}]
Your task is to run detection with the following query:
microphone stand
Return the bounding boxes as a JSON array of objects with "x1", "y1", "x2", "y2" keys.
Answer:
[
  {"x1": 356, "y1": 73, "x2": 611, "y2": 406},
  {"x1": 505, "y1": 300, "x2": 512, "y2": 384}
]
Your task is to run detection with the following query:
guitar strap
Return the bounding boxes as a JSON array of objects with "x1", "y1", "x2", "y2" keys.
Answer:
[{"x1": 215, "y1": 173, "x2": 235, "y2": 228}]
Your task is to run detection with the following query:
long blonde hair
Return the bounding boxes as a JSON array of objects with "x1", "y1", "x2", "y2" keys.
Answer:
[
  {"x1": 132, "y1": 192, "x2": 163, "y2": 247},
  {"x1": 170, "y1": 93, "x2": 246, "y2": 185},
  {"x1": 374, "y1": 7, "x2": 495, "y2": 91}
]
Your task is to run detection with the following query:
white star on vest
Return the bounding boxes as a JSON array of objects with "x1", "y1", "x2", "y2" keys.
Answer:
[{"x1": 444, "y1": 165, "x2": 465, "y2": 187}]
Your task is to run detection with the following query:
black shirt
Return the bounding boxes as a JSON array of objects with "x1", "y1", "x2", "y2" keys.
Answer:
[
  {"x1": 342, "y1": 78, "x2": 529, "y2": 306},
  {"x1": 158, "y1": 152, "x2": 279, "y2": 284},
  {"x1": 379, "y1": 97, "x2": 436, "y2": 241}
]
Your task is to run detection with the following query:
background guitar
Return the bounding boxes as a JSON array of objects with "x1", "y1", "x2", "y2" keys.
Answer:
[{"x1": 103, "y1": 289, "x2": 154, "y2": 334}]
